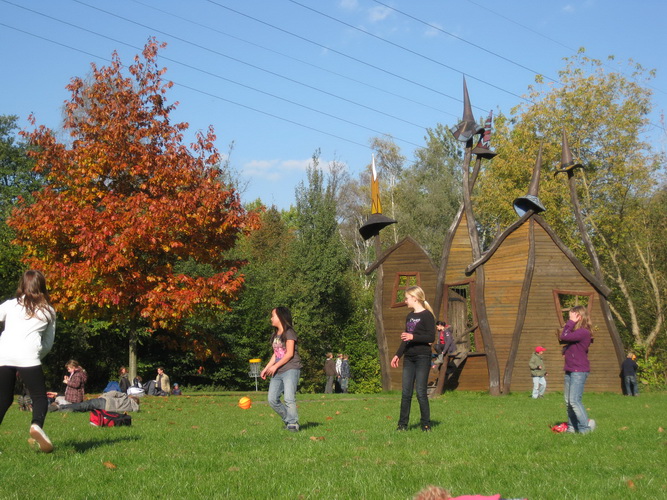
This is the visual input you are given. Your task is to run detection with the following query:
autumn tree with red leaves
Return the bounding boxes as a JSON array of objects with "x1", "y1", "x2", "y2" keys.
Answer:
[{"x1": 9, "y1": 40, "x2": 260, "y2": 374}]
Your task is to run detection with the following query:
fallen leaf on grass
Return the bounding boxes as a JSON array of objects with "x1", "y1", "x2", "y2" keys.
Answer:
[
  {"x1": 627, "y1": 480, "x2": 636, "y2": 489},
  {"x1": 191, "y1": 425, "x2": 199, "y2": 429},
  {"x1": 240, "y1": 429, "x2": 247, "y2": 435},
  {"x1": 659, "y1": 427, "x2": 664, "y2": 433},
  {"x1": 103, "y1": 461, "x2": 117, "y2": 469},
  {"x1": 326, "y1": 416, "x2": 333, "y2": 420},
  {"x1": 419, "y1": 450, "x2": 429, "y2": 456},
  {"x1": 619, "y1": 426, "x2": 629, "y2": 431},
  {"x1": 386, "y1": 415, "x2": 392, "y2": 419},
  {"x1": 309, "y1": 436, "x2": 326, "y2": 441},
  {"x1": 335, "y1": 411, "x2": 341, "y2": 415},
  {"x1": 228, "y1": 466, "x2": 240, "y2": 472}
]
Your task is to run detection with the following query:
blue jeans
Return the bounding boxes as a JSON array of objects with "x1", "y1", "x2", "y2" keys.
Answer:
[
  {"x1": 268, "y1": 369, "x2": 300, "y2": 426},
  {"x1": 532, "y1": 376, "x2": 546, "y2": 398},
  {"x1": 59, "y1": 398, "x2": 106, "y2": 412},
  {"x1": 624, "y1": 375, "x2": 639, "y2": 396},
  {"x1": 564, "y1": 371, "x2": 590, "y2": 433},
  {"x1": 398, "y1": 354, "x2": 431, "y2": 427}
]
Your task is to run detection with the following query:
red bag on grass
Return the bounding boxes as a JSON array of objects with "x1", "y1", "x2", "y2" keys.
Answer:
[{"x1": 89, "y1": 409, "x2": 132, "y2": 427}]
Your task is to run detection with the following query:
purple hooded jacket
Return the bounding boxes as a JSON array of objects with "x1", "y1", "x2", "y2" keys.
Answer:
[{"x1": 560, "y1": 319, "x2": 591, "y2": 372}]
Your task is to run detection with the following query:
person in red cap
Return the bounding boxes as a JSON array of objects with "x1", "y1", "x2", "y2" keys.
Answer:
[{"x1": 529, "y1": 346, "x2": 547, "y2": 398}]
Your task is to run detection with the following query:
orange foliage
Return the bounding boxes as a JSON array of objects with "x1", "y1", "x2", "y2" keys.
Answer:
[{"x1": 10, "y1": 39, "x2": 260, "y2": 356}]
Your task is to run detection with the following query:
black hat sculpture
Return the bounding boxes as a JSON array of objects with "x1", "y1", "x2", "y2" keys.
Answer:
[
  {"x1": 359, "y1": 155, "x2": 397, "y2": 241},
  {"x1": 513, "y1": 143, "x2": 547, "y2": 217},
  {"x1": 472, "y1": 111, "x2": 498, "y2": 159},
  {"x1": 554, "y1": 129, "x2": 583, "y2": 175},
  {"x1": 450, "y1": 77, "x2": 485, "y2": 143}
]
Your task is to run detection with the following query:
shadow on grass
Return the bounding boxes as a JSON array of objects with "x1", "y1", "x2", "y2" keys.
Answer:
[
  {"x1": 299, "y1": 421, "x2": 322, "y2": 430},
  {"x1": 61, "y1": 435, "x2": 141, "y2": 453},
  {"x1": 405, "y1": 419, "x2": 442, "y2": 431}
]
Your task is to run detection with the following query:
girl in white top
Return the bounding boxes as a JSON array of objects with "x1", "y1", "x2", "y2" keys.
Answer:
[{"x1": 0, "y1": 270, "x2": 56, "y2": 453}]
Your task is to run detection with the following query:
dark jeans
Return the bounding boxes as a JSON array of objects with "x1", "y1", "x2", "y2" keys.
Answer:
[
  {"x1": 0, "y1": 365, "x2": 48, "y2": 428},
  {"x1": 624, "y1": 375, "x2": 639, "y2": 396},
  {"x1": 398, "y1": 354, "x2": 431, "y2": 427},
  {"x1": 59, "y1": 398, "x2": 106, "y2": 412}
]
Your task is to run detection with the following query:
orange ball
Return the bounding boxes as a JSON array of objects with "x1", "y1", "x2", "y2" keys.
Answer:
[{"x1": 238, "y1": 396, "x2": 252, "y2": 410}]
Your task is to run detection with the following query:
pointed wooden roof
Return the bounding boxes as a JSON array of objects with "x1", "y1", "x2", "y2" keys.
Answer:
[
  {"x1": 365, "y1": 236, "x2": 436, "y2": 275},
  {"x1": 465, "y1": 214, "x2": 611, "y2": 296}
]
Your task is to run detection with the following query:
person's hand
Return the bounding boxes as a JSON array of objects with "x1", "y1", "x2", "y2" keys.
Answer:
[
  {"x1": 264, "y1": 365, "x2": 278, "y2": 378},
  {"x1": 400, "y1": 332, "x2": 414, "y2": 341},
  {"x1": 260, "y1": 367, "x2": 268, "y2": 380},
  {"x1": 63, "y1": 376, "x2": 69, "y2": 383},
  {"x1": 390, "y1": 356, "x2": 400, "y2": 368},
  {"x1": 568, "y1": 310, "x2": 580, "y2": 322}
]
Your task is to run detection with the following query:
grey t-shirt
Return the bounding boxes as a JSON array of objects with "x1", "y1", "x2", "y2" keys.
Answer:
[{"x1": 273, "y1": 328, "x2": 303, "y2": 373}]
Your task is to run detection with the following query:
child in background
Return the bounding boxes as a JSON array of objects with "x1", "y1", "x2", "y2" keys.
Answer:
[{"x1": 528, "y1": 346, "x2": 547, "y2": 398}]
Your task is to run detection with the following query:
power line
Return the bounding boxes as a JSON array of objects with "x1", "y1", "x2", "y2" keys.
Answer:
[
  {"x1": 290, "y1": 0, "x2": 537, "y2": 102},
  {"x1": 0, "y1": 22, "x2": 381, "y2": 151},
  {"x1": 71, "y1": 0, "x2": 428, "y2": 131},
  {"x1": 370, "y1": 0, "x2": 558, "y2": 84},
  {"x1": 204, "y1": 0, "x2": 491, "y2": 114},
  {"x1": 129, "y1": 0, "x2": 458, "y2": 119},
  {"x1": 0, "y1": 2, "x2": 424, "y2": 149}
]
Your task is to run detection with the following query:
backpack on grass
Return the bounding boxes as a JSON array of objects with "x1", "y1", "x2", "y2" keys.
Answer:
[{"x1": 89, "y1": 409, "x2": 132, "y2": 427}]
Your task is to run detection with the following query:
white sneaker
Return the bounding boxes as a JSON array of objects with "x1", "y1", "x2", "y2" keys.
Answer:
[
  {"x1": 588, "y1": 419, "x2": 597, "y2": 432},
  {"x1": 29, "y1": 424, "x2": 54, "y2": 453}
]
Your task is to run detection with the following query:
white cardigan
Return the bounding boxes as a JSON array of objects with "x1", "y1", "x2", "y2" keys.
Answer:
[{"x1": 0, "y1": 298, "x2": 56, "y2": 367}]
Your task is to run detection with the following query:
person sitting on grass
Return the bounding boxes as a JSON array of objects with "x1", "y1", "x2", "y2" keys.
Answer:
[
  {"x1": 63, "y1": 359, "x2": 87, "y2": 403},
  {"x1": 50, "y1": 390, "x2": 140, "y2": 413}
]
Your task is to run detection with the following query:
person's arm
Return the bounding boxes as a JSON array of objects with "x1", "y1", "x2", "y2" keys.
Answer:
[
  {"x1": 404, "y1": 314, "x2": 435, "y2": 344},
  {"x1": 67, "y1": 371, "x2": 84, "y2": 388},
  {"x1": 39, "y1": 316, "x2": 56, "y2": 359},
  {"x1": 560, "y1": 320, "x2": 590, "y2": 343},
  {"x1": 261, "y1": 352, "x2": 277, "y2": 379}
]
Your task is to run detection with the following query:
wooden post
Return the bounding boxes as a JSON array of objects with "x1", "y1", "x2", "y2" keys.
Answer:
[
  {"x1": 373, "y1": 235, "x2": 392, "y2": 391},
  {"x1": 501, "y1": 217, "x2": 536, "y2": 393},
  {"x1": 461, "y1": 146, "x2": 501, "y2": 395}
]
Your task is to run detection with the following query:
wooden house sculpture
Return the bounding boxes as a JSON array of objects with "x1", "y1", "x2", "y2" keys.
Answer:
[
  {"x1": 362, "y1": 79, "x2": 624, "y2": 395},
  {"x1": 365, "y1": 237, "x2": 438, "y2": 390}
]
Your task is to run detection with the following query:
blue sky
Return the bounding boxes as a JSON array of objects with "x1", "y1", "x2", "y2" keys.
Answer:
[{"x1": 1, "y1": 0, "x2": 665, "y2": 209}]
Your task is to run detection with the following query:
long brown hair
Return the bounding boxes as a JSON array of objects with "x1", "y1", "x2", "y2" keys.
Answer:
[
  {"x1": 270, "y1": 306, "x2": 293, "y2": 346},
  {"x1": 570, "y1": 305, "x2": 592, "y2": 331},
  {"x1": 16, "y1": 270, "x2": 54, "y2": 320}
]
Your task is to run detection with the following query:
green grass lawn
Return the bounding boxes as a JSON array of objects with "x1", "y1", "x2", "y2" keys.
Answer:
[{"x1": 1, "y1": 390, "x2": 665, "y2": 499}]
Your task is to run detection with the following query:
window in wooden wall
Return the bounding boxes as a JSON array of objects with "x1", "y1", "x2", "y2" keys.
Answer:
[
  {"x1": 553, "y1": 290, "x2": 594, "y2": 327},
  {"x1": 391, "y1": 273, "x2": 420, "y2": 307}
]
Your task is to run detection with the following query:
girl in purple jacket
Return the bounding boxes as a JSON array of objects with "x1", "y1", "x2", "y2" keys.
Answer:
[{"x1": 560, "y1": 305, "x2": 596, "y2": 434}]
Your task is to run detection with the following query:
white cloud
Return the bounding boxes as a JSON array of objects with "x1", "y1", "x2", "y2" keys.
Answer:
[
  {"x1": 338, "y1": 0, "x2": 358, "y2": 11},
  {"x1": 242, "y1": 158, "x2": 311, "y2": 181},
  {"x1": 563, "y1": 4, "x2": 575, "y2": 13},
  {"x1": 368, "y1": 5, "x2": 392, "y2": 23},
  {"x1": 423, "y1": 22, "x2": 442, "y2": 38}
]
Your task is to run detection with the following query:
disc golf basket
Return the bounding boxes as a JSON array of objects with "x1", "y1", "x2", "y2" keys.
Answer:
[{"x1": 248, "y1": 358, "x2": 261, "y2": 391}]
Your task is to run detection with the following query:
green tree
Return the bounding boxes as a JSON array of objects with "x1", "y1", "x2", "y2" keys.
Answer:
[
  {"x1": 394, "y1": 124, "x2": 462, "y2": 262},
  {"x1": 9, "y1": 41, "x2": 260, "y2": 377},
  {"x1": 287, "y1": 152, "x2": 355, "y2": 391},
  {"x1": 475, "y1": 50, "x2": 665, "y2": 364},
  {"x1": 0, "y1": 115, "x2": 42, "y2": 296}
]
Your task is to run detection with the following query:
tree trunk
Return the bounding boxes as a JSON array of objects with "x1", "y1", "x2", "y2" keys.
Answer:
[{"x1": 129, "y1": 332, "x2": 138, "y2": 381}]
